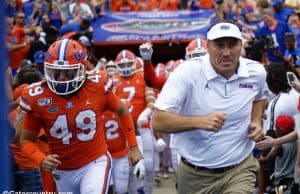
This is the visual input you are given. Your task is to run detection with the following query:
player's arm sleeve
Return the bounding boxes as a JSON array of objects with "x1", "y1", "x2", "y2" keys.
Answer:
[
  {"x1": 115, "y1": 100, "x2": 137, "y2": 147},
  {"x1": 19, "y1": 88, "x2": 46, "y2": 166},
  {"x1": 119, "y1": 113, "x2": 138, "y2": 147},
  {"x1": 23, "y1": 111, "x2": 43, "y2": 132},
  {"x1": 144, "y1": 60, "x2": 167, "y2": 90},
  {"x1": 20, "y1": 112, "x2": 45, "y2": 166},
  {"x1": 19, "y1": 90, "x2": 43, "y2": 131},
  {"x1": 21, "y1": 140, "x2": 46, "y2": 166}
]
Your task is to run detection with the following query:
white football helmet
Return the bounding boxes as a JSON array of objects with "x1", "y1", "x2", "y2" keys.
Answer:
[
  {"x1": 185, "y1": 38, "x2": 207, "y2": 60},
  {"x1": 115, "y1": 49, "x2": 136, "y2": 77}
]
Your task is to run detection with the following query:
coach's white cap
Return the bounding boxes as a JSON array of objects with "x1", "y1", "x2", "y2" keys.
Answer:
[{"x1": 207, "y1": 23, "x2": 242, "y2": 41}]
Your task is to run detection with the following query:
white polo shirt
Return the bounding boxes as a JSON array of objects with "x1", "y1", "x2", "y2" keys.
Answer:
[{"x1": 155, "y1": 55, "x2": 268, "y2": 168}]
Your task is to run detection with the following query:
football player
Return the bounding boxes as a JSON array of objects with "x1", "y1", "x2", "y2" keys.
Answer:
[
  {"x1": 114, "y1": 49, "x2": 156, "y2": 194},
  {"x1": 103, "y1": 102, "x2": 145, "y2": 194},
  {"x1": 19, "y1": 39, "x2": 142, "y2": 194},
  {"x1": 139, "y1": 42, "x2": 183, "y2": 176}
]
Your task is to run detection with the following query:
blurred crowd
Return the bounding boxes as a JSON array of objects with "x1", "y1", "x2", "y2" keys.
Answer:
[{"x1": 4, "y1": 0, "x2": 300, "y2": 74}]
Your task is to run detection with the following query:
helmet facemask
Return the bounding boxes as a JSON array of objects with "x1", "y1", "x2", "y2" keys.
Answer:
[
  {"x1": 116, "y1": 60, "x2": 136, "y2": 77},
  {"x1": 44, "y1": 61, "x2": 86, "y2": 95},
  {"x1": 185, "y1": 49, "x2": 207, "y2": 60}
]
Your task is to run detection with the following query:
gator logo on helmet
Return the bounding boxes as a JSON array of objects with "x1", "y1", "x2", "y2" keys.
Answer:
[{"x1": 73, "y1": 51, "x2": 86, "y2": 62}]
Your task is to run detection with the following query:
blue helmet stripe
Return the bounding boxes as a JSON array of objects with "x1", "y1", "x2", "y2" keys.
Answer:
[
  {"x1": 196, "y1": 38, "x2": 202, "y2": 48},
  {"x1": 58, "y1": 39, "x2": 69, "y2": 61},
  {"x1": 122, "y1": 50, "x2": 126, "y2": 59}
]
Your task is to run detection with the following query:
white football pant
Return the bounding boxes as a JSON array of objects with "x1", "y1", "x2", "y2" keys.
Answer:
[
  {"x1": 112, "y1": 155, "x2": 130, "y2": 194},
  {"x1": 139, "y1": 128, "x2": 155, "y2": 194},
  {"x1": 53, "y1": 152, "x2": 112, "y2": 194}
]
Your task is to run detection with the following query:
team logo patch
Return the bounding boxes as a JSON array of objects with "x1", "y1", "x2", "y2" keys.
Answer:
[
  {"x1": 239, "y1": 83, "x2": 253, "y2": 89},
  {"x1": 66, "y1": 102, "x2": 74, "y2": 109},
  {"x1": 57, "y1": 60, "x2": 65, "y2": 65},
  {"x1": 220, "y1": 25, "x2": 230, "y2": 30},
  {"x1": 48, "y1": 106, "x2": 58, "y2": 113},
  {"x1": 37, "y1": 97, "x2": 52, "y2": 106},
  {"x1": 102, "y1": 18, "x2": 208, "y2": 35},
  {"x1": 73, "y1": 51, "x2": 86, "y2": 62}
]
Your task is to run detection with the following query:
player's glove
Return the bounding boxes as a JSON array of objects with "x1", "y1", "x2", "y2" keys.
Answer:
[
  {"x1": 133, "y1": 159, "x2": 145, "y2": 180},
  {"x1": 155, "y1": 138, "x2": 167, "y2": 152},
  {"x1": 139, "y1": 42, "x2": 153, "y2": 60}
]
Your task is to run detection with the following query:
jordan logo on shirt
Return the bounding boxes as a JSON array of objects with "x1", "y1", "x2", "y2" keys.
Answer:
[{"x1": 204, "y1": 83, "x2": 210, "y2": 90}]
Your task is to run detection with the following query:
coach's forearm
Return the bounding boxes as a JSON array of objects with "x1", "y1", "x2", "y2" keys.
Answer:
[
  {"x1": 251, "y1": 99, "x2": 266, "y2": 124},
  {"x1": 152, "y1": 109, "x2": 203, "y2": 133}
]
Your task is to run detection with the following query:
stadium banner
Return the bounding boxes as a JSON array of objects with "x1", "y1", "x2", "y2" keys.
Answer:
[{"x1": 92, "y1": 9, "x2": 214, "y2": 45}]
